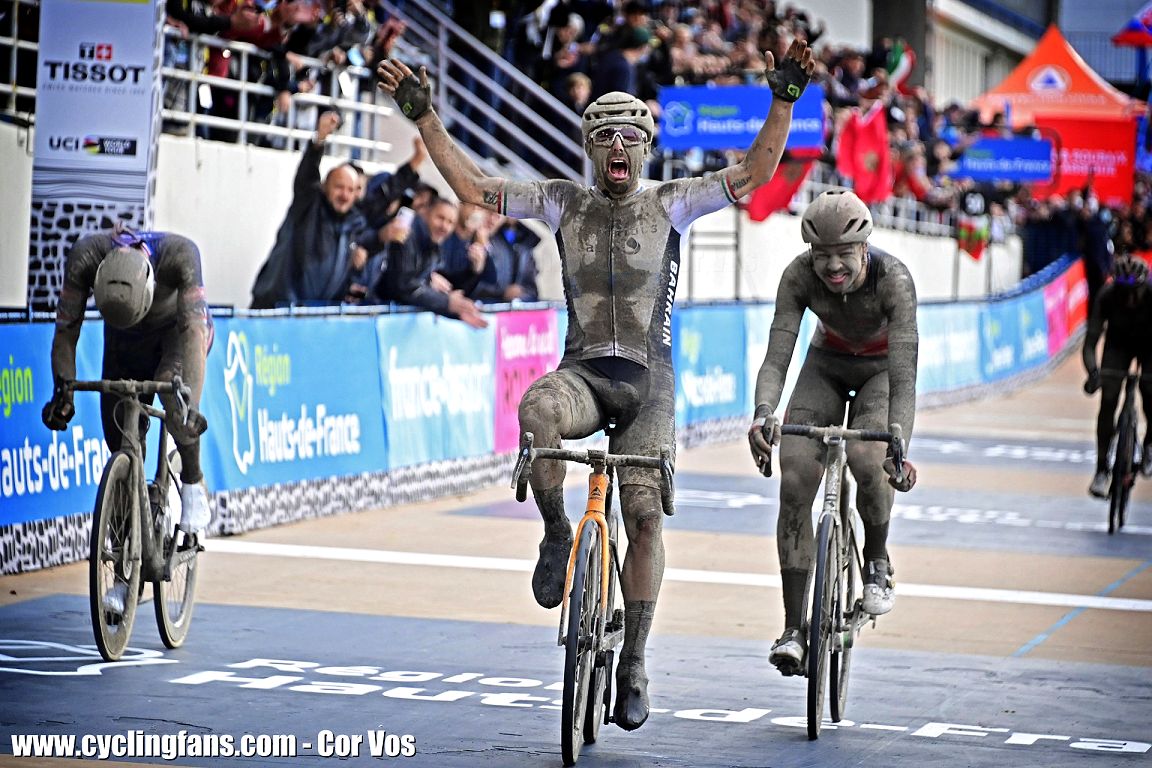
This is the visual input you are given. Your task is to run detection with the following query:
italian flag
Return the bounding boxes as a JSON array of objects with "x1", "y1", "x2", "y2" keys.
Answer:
[{"x1": 887, "y1": 39, "x2": 916, "y2": 95}]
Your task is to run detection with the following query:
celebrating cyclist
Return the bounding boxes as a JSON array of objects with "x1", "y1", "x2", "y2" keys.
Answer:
[
  {"x1": 378, "y1": 40, "x2": 813, "y2": 730},
  {"x1": 42, "y1": 227, "x2": 214, "y2": 535},
  {"x1": 1083, "y1": 254, "x2": 1152, "y2": 497},
  {"x1": 747, "y1": 189, "x2": 919, "y2": 676}
]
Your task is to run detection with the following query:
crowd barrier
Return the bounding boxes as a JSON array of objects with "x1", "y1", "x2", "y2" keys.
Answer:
[{"x1": 0, "y1": 257, "x2": 1088, "y2": 574}]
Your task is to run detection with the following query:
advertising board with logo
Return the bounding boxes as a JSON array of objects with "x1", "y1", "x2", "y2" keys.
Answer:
[
  {"x1": 953, "y1": 138, "x2": 1054, "y2": 183},
  {"x1": 916, "y1": 303, "x2": 982, "y2": 393},
  {"x1": 742, "y1": 304, "x2": 817, "y2": 418},
  {"x1": 493, "y1": 311, "x2": 561, "y2": 453},
  {"x1": 675, "y1": 305, "x2": 746, "y2": 427},
  {"x1": 0, "y1": 323, "x2": 114, "y2": 526},
  {"x1": 200, "y1": 317, "x2": 387, "y2": 492},
  {"x1": 34, "y1": 0, "x2": 158, "y2": 179},
  {"x1": 376, "y1": 314, "x2": 496, "y2": 468},
  {"x1": 659, "y1": 84, "x2": 824, "y2": 152}
]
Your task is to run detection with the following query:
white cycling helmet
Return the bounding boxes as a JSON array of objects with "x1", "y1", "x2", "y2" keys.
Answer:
[
  {"x1": 94, "y1": 246, "x2": 155, "y2": 329},
  {"x1": 581, "y1": 91, "x2": 655, "y2": 142},
  {"x1": 801, "y1": 188, "x2": 873, "y2": 245}
]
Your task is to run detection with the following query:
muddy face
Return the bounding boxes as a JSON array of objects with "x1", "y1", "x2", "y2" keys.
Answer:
[
  {"x1": 810, "y1": 242, "x2": 868, "y2": 294},
  {"x1": 586, "y1": 126, "x2": 649, "y2": 198}
]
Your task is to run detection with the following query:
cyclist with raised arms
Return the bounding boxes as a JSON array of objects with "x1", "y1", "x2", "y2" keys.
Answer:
[
  {"x1": 1083, "y1": 255, "x2": 1152, "y2": 497},
  {"x1": 377, "y1": 40, "x2": 814, "y2": 730},
  {"x1": 42, "y1": 227, "x2": 213, "y2": 536},
  {"x1": 747, "y1": 189, "x2": 919, "y2": 676}
]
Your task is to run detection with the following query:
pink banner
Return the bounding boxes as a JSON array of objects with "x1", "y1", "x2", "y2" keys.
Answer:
[
  {"x1": 1064, "y1": 259, "x2": 1089, "y2": 334},
  {"x1": 1043, "y1": 276, "x2": 1070, "y2": 355},
  {"x1": 494, "y1": 310, "x2": 562, "y2": 452}
]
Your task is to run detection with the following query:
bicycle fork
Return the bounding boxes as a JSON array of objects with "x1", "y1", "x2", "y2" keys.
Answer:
[{"x1": 558, "y1": 468, "x2": 612, "y2": 645}]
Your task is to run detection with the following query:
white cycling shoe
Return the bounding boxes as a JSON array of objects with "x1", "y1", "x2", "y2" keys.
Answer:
[
  {"x1": 862, "y1": 559, "x2": 895, "y2": 616},
  {"x1": 179, "y1": 483, "x2": 211, "y2": 533},
  {"x1": 1088, "y1": 470, "x2": 1109, "y2": 499},
  {"x1": 769, "y1": 628, "x2": 806, "y2": 676},
  {"x1": 102, "y1": 583, "x2": 129, "y2": 618}
]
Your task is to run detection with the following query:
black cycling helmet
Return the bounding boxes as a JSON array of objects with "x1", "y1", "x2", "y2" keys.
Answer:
[
  {"x1": 1112, "y1": 255, "x2": 1149, "y2": 287},
  {"x1": 94, "y1": 246, "x2": 155, "y2": 329}
]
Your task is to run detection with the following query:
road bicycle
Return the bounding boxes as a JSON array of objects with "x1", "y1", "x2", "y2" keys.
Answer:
[
  {"x1": 511, "y1": 432, "x2": 675, "y2": 766},
  {"x1": 1107, "y1": 368, "x2": 1142, "y2": 535},
  {"x1": 777, "y1": 422, "x2": 904, "y2": 740},
  {"x1": 66, "y1": 377, "x2": 203, "y2": 662}
]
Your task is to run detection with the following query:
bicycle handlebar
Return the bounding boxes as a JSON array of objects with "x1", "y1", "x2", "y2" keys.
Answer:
[
  {"x1": 780, "y1": 423, "x2": 906, "y2": 485},
  {"x1": 66, "y1": 377, "x2": 193, "y2": 425},
  {"x1": 510, "y1": 432, "x2": 677, "y2": 516}
]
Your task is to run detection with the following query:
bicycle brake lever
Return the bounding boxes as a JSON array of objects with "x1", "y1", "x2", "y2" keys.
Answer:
[
  {"x1": 660, "y1": 445, "x2": 675, "y2": 516},
  {"x1": 511, "y1": 432, "x2": 534, "y2": 501}
]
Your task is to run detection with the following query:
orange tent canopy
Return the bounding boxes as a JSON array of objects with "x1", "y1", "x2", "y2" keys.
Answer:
[{"x1": 972, "y1": 25, "x2": 1141, "y2": 125}]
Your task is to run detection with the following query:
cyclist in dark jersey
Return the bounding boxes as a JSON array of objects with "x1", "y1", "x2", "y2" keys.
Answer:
[
  {"x1": 378, "y1": 40, "x2": 814, "y2": 730},
  {"x1": 747, "y1": 189, "x2": 919, "y2": 676},
  {"x1": 1083, "y1": 255, "x2": 1152, "y2": 497},
  {"x1": 43, "y1": 228, "x2": 213, "y2": 534}
]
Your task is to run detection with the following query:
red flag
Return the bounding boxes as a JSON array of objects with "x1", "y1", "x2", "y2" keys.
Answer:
[
  {"x1": 743, "y1": 159, "x2": 814, "y2": 222},
  {"x1": 835, "y1": 107, "x2": 892, "y2": 204},
  {"x1": 956, "y1": 214, "x2": 990, "y2": 260}
]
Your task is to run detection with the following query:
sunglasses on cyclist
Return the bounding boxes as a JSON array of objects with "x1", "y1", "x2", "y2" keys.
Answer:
[{"x1": 589, "y1": 125, "x2": 648, "y2": 147}]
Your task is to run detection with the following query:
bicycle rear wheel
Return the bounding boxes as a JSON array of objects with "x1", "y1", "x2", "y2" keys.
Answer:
[
  {"x1": 562, "y1": 523, "x2": 601, "y2": 766},
  {"x1": 829, "y1": 519, "x2": 858, "y2": 722},
  {"x1": 1109, "y1": 410, "x2": 1137, "y2": 534},
  {"x1": 806, "y1": 514, "x2": 838, "y2": 740},
  {"x1": 153, "y1": 452, "x2": 199, "y2": 648},
  {"x1": 89, "y1": 452, "x2": 141, "y2": 662}
]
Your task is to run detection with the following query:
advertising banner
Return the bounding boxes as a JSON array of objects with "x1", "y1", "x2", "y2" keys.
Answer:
[
  {"x1": 493, "y1": 310, "x2": 561, "y2": 453},
  {"x1": 1043, "y1": 274, "x2": 1071, "y2": 355},
  {"x1": 916, "y1": 303, "x2": 982, "y2": 393},
  {"x1": 674, "y1": 305, "x2": 747, "y2": 427},
  {"x1": 953, "y1": 137, "x2": 1054, "y2": 182},
  {"x1": 980, "y1": 292, "x2": 1049, "y2": 383},
  {"x1": 1034, "y1": 116, "x2": 1136, "y2": 207},
  {"x1": 377, "y1": 314, "x2": 495, "y2": 468},
  {"x1": 1063, "y1": 258, "x2": 1089, "y2": 334},
  {"x1": 659, "y1": 84, "x2": 824, "y2": 152},
  {"x1": 0, "y1": 323, "x2": 111, "y2": 525},
  {"x1": 201, "y1": 317, "x2": 388, "y2": 492},
  {"x1": 743, "y1": 304, "x2": 817, "y2": 417}
]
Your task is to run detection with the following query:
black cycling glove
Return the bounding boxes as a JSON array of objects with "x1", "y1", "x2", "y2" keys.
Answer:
[
  {"x1": 42, "y1": 378, "x2": 75, "y2": 431},
  {"x1": 394, "y1": 72, "x2": 432, "y2": 121},
  {"x1": 1083, "y1": 370, "x2": 1101, "y2": 395},
  {"x1": 766, "y1": 55, "x2": 810, "y2": 103}
]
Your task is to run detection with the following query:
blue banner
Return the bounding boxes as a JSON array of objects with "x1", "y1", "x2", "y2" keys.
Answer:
[
  {"x1": 742, "y1": 304, "x2": 818, "y2": 417},
  {"x1": 916, "y1": 303, "x2": 982, "y2": 393},
  {"x1": 200, "y1": 317, "x2": 388, "y2": 491},
  {"x1": 376, "y1": 313, "x2": 495, "y2": 468},
  {"x1": 675, "y1": 305, "x2": 746, "y2": 426},
  {"x1": 659, "y1": 84, "x2": 824, "y2": 152},
  {"x1": 0, "y1": 322, "x2": 112, "y2": 525},
  {"x1": 954, "y1": 138, "x2": 1054, "y2": 182}
]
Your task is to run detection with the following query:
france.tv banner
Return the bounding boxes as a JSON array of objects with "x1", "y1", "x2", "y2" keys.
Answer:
[
  {"x1": 200, "y1": 317, "x2": 388, "y2": 492},
  {"x1": 659, "y1": 84, "x2": 824, "y2": 152},
  {"x1": 376, "y1": 313, "x2": 495, "y2": 468},
  {"x1": 954, "y1": 138, "x2": 1053, "y2": 183},
  {"x1": 0, "y1": 323, "x2": 113, "y2": 526}
]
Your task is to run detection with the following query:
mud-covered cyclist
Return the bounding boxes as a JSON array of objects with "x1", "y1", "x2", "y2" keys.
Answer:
[
  {"x1": 378, "y1": 40, "x2": 814, "y2": 730},
  {"x1": 747, "y1": 189, "x2": 919, "y2": 676}
]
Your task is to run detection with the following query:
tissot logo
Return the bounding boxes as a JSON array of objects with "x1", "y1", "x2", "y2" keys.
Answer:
[
  {"x1": 42, "y1": 61, "x2": 146, "y2": 84},
  {"x1": 79, "y1": 42, "x2": 113, "y2": 60}
]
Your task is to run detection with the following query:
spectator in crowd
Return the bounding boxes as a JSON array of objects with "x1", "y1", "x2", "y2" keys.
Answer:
[
  {"x1": 367, "y1": 197, "x2": 489, "y2": 328},
  {"x1": 441, "y1": 208, "x2": 541, "y2": 303},
  {"x1": 250, "y1": 110, "x2": 368, "y2": 308}
]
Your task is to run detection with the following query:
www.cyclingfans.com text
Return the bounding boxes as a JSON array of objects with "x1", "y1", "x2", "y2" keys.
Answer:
[{"x1": 10, "y1": 729, "x2": 417, "y2": 760}]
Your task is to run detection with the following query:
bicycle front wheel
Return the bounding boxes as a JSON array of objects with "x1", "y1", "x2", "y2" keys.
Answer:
[
  {"x1": 89, "y1": 452, "x2": 142, "y2": 662},
  {"x1": 1110, "y1": 410, "x2": 1137, "y2": 534},
  {"x1": 562, "y1": 522, "x2": 601, "y2": 766},
  {"x1": 806, "y1": 513, "x2": 838, "y2": 740},
  {"x1": 829, "y1": 519, "x2": 857, "y2": 722}
]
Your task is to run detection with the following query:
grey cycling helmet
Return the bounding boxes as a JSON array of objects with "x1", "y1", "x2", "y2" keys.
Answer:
[
  {"x1": 581, "y1": 91, "x2": 655, "y2": 142},
  {"x1": 800, "y1": 188, "x2": 873, "y2": 245},
  {"x1": 1112, "y1": 255, "x2": 1149, "y2": 286},
  {"x1": 94, "y1": 246, "x2": 155, "y2": 329}
]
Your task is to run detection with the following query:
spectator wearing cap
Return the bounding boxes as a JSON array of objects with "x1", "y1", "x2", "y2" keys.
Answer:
[{"x1": 590, "y1": 24, "x2": 652, "y2": 99}]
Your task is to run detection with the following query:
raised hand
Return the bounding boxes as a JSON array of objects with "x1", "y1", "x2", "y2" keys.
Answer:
[
  {"x1": 377, "y1": 59, "x2": 433, "y2": 121},
  {"x1": 765, "y1": 39, "x2": 815, "y2": 103}
]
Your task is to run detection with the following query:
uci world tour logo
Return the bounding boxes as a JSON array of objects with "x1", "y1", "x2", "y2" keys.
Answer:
[{"x1": 224, "y1": 331, "x2": 255, "y2": 475}]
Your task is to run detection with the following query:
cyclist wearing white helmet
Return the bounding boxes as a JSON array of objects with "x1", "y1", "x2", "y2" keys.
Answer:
[
  {"x1": 747, "y1": 188, "x2": 920, "y2": 676},
  {"x1": 43, "y1": 228, "x2": 214, "y2": 534},
  {"x1": 1083, "y1": 254, "x2": 1152, "y2": 496},
  {"x1": 378, "y1": 39, "x2": 814, "y2": 731}
]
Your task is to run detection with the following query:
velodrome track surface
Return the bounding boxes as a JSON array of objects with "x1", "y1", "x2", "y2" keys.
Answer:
[{"x1": 1, "y1": 354, "x2": 1150, "y2": 768}]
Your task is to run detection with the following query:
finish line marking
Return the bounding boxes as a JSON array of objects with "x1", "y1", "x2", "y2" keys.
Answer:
[{"x1": 206, "y1": 540, "x2": 1152, "y2": 613}]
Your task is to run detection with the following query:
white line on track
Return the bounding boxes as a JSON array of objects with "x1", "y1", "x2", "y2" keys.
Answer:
[{"x1": 206, "y1": 540, "x2": 1152, "y2": 613}]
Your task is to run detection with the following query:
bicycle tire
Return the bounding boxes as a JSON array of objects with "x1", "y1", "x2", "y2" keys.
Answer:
[
  {"x1": 89, "y1": 452, "x2": 142, "y2": 662},
  {"x1": 1109, "y1": 409, "x2": 1137, "y2": 534},
  {"x1": 153, "y1": 450, "x2": 199, "y2": 648},
  {"x1": 806, "y1": 513, "x2": 838, "y2": 740},
  {"x1": 562, "y1": 522, "x2": 601, "y2": 766},
  {"x1": 583, "y1": 484, "x2": 617, "y2": 745},
  {"x1": 829, "y1": 519, "x2": 858, "y2": 722}
]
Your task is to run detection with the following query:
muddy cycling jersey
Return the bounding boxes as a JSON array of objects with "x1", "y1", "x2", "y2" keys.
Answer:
[{"x1": 498, "y1": 176, "x2": 739, "y2": 368}]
